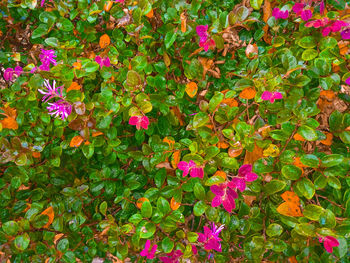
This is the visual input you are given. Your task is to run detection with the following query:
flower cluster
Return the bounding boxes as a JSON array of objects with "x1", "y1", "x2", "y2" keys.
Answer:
[
  {"x1": 38, "y1": 80, "x2": 72, "y2": 120},
  {"x1": 211, "y1": 164, "x2": 258, "y2": 213},
  {"x1": 129, "y1": 115, "x2": 149, "y2": 130},
  {"x1": 95, "y1": 56, "x2": 111, "y2": 69},
  {"x1": 178, "y1": 160, "x2": 204, "y2": 178},
  {"x1": 159, "y1": 250, "x2": 183, "y2": 263},
  {"x1": 272, "y1": 8, "x2": 289, "y2": 20},
  {"x1": 140, "y1": 239, "x2": 157, "y2": 259},
  {"x1": 4, "y1": 66, "x2": 23, "y2": 81},
  {"x1": 319, "y1": 236, "x2": 339, "y2": 253},
  {"x1": 261, "y1": 91, "x2": 283, "y2": 103},
  {"x1": 305, "y1": 18, "x2": 348, "y2": 37},
  {"x1": 292, "y1": 3, "x2": 312, "y2": 21},
  {"x1": 198, "y1": 223, "x2": 224, "y2": 253},
  {"x1": 39, "y1": 49, "x2": 57, "y2": 71},
  {"x1": 196, "y1": 25, "x2": 215, "y2": 52}
]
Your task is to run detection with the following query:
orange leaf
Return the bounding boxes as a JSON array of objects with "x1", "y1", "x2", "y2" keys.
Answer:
[
  {"x1": 163, "y1": 137, "x2": 175, "y2": 148},
  {"x1": 145, "y1": 9, "x2": 154, "y2": 18},
  {"x1": 67, "y1": 82, "x2": 81, "y2": 92},
  {"x1": 73, "y1": 62, "x2": 82, "y2": 70},
  {"x1": 104, "y1": 1, "x2": 113, "y2": 12},
  {"x1": 170, "y1": 197, "x2": 181, "y2": 210},
  {"x1": 293, "y1": 157, "x2": 307, "y2": 169},
  {"x1": 221, "y1": 98, "x2": 238, "y2": 107},
  {"x1": 217, "y1": 141, "x2": 229, "y2": 149},
  {"x1": 180, "y1": 12, "x2": 187, "y2": 33},
  {"x1": 171, "y1": 150, "x2": 181, "y2": 169},
  {"x1": 32, "y1": 152, "x2": 41, "y2": 158},
  {"x1": 99, "y1": 34, "x2": 110, "y2": 49},
  {"x1": 185, "y1": 82, "x2": 198, "y2": 98},
  {"x1": 288, "y1": 256, "x2": 298, "y2": 263},
  {"x1": 263, "y1": 0, "x2": 271, "y2": 23},
  {"x1": 136, "y1": 197, "x2": 149, "y2": 209},
  {"x1": 243, "y1": 195, "x2": 256, "y2": 206},
  {"x1": 320, "y1": 90, "x2": 335, "y2": 100},
  {"x1": 92, "y1": 131, "x2": 104, "y2": 137},
  {"x1": 293, "y1": 133, "x2": 305, "y2": 141},
  {"x1": 171, "y1": 106, "x2": 184, "y2": 126},
  {"x1": 281, "y1": 191, "x2": 300, "y2": 204},
  {"x1": 41, "y1": 206, "x2": 54, "y2": 228},
  {"x1": 320, "y1": 132, "x2": 333, "y2": 146},
  {"x1": 239, "y1": 87, "x2": 256, "y2": 99},
  {"x1": 0, "y1": 117, "x2": 18, "y2": 130},
  {"x1": 244, "y1": 144, "x2": 263, "y2": 164},
  {"x1": 245, "y1": 43, "x2": 258, "y2": 59},
  {"x1": 70, "y1": 136, "x2": 84, "y2": 147},
  {"x1": 213, "y1": 170, "x2": 227, "y2": 180},
  {"x1": 228, "y1": 147, "x2": 243, "y2": 158},
  {"x1": 277, "y1": 202, "x2": 303, "y2": 217},
  {"x1": 84, "y1": 141, "x2": 91, "y2": 145}
]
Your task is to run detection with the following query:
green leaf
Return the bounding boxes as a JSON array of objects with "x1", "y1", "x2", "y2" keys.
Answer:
[
  {"x1": 205, "y1": 176, "x2": 225, "y2": 186},
  {"x1": 303, "y1": 204, "x2": 324, "y2": 220},
  {"x1": 157, "y1": 197, "x2": 171, "y2": 215},
  {"x1": 319, "y1": 209, "x2": 336, "y2": 228},
  {"x1": 84, "y1": 62, "x2": 99, "y2": 73},
  {"x1": 193, "y1": 112, "x2": 209, "y2": 128},
  {"x1": 45, "y1": 37, "x2": 59, "y2": 47},
  {"x1": 297, "y1": 125, "x2": 318, "y2": 141},
  {"x1": 281, "y1": 165, "x2": 302, "y2": 180},
  {"x1": 250, "y1": 0, "x2": 263, "y2": 10},
  {"x1": 164, "y1": 31, "x2": 177, "y2": 49},
  {"x1": 320, "y1": 154, "x2": 344, "y2": 167},
  {"x1": 208, "y1": 92, "x2": 224, "y2": 113},
  {"x1": 266, "y1": 223, "x2": 283, "y2": 237},
  {"x1": 141, "y1": 201, "x2": 153, "y2": 218},
  {"x1": 82, "y1": 144, "x2": 94, "y2": 159},
  {"x1": 31, "y1": 24, "x2": 48, "y2": 39},
  {"x1": 162, "y1": 237, "x2": 174, "y2": 253},
  {"x1": 56, "y1": 17, "x2": 74, "y2": 31},
  {"x1": 193, "y1": 183, "x2": 206, "y2": 200},
  {"x1": 187, "y1": 232, "x2": 198, "y2": 242},
  {"x1": 297, "y1": 178, "x2": 315, "y2": 199},
  {"x1": 2, "y1": 221, "x2": 19, "y2": 236},
  {"x1": 14, "y1": 233, "x2": 30, "y2": 251},
  {"x1": 300, "y1": 154, "x2": 320, "y2": 168},
  {"x1": 301, "y1": 49, "x2": 318, "y2": 61},
  {"x1": 298, "y1": 36, "x2": 317, "y2": 48},
  {"x1": 140, "y1": 222, "x2": 156, "y2": 239},
  {"x1": 263, "y1": 180, "x2": 286, "y2": 195},
  {"x1": 99, "y1": 201, "x2": 107, "y2": 216},
  {"x1": 193, "y1": 201, "x2": 207, "y2": 216},
  {"x1": 57, "y1": 238, "x2": 69, "y2": 252},
  {"x1": 126, "y1": 70, "x2": 141, "y2": 87},
  {"x1": 295, "y1": 223, "x2": 315, "y2": 237}
]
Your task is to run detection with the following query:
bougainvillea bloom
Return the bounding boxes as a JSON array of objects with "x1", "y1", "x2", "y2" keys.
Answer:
[
  {"x1": 196, "y1": 25, "x2": 215, "y2": 51},
  {"x1": 292, "y1": 3, "x2": 312, "y2": 21},
  {"x1": 39, "y1": 49, "x2": 57, "y2": 71},
  {"x1": 115, "y1": 0, "x2": 124, "y2": 2},
  {"x1": 95, "y1": 56, "x2": 111, "y2": 68},
  {"x1": 341, "y1": 28, "x2": 350, "y2": 40},
  {"x1": 345, "y1": 77, "x2": 350, "y2": 85},
  {"x1": 198, "y1": 223, "x2": 224, "y2": 252},
  {"x1": 261, "y1": 91, "x2": 283, "y2": 103},
  {"x1": 38, "y1": 80, "x2": 64, "y2": 102},
  {"x1": 306, "y1": 18, "x2": 348, "y2": 36},
  {"x1": 46, "y1": 100, "x2": 72, "y2": 120},
  {"x1": 140, "y1": 240, "x2": 157, "y2": 259},
  {"x1": 159, "y1": 250, "x2": 183, "y2": 263},
  {"x1": 177, "y1": 160, "x2": 204, "y2": 178},
  {"x1": 272, "y1": 8, "x2": 289, "y2": 19},
  {"x1": 129, "y1": 115, "x2": 149, "y2": 130},
  {"x1": 211, "y1": 183, "x2": 238, "y2": 213},
  {"x1": 231, "y1": 164, "x2": 258, "y2": 192},
  {"x1": 319, "y1": 236, "x2": 339, "y2": 253},
  {"x1": 4, "y1": 66, "x2": 23, "y2": 81}
]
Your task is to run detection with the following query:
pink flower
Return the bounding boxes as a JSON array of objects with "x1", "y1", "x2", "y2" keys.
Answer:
[
  {"x1": 196, "y1": 25, "x2": 215, "y2": 52},
  {"x1": 95, "y1": 56, "x2": 111, "y2": 69},
  {"x1": 177, "y1": 160, "x2": 204, "y2": 178},
  {"x1": 39, "y1": 49, "x2": 57, "y2": 71},
  {"x1": 345, "y1": 77, "x2": 350, "y2": 85},
  {"x1": 3, "y1": 66, "x2": 23, "y2": 81},
  {"x1": 115, "y1": 0, "x2": 124, "y2": 2},
  {"x1": 198, "y1": 223, "x2": 224, "y2": 252},
  {"x1": 38, "y1": 79, "x2": 64, "y2": 102},
  {"x1": 47, "y1": 100, "x2": 72, "y2": 120},
  {"x1": 231, "y1": 164, "x2": 258, "y2": 192},
  {"x1": 129, "y1": 116, "x2": 149, "y2": 130},
  {"x1": 272, "y1": 8, "x2": 289, "y2": 20},
  {"x1": 211, "y1": 182, "x2": 238, "y2": 213},
  {"x1": 292, "y1": 3, "x2": 312, "y2": 21},
  {"x1": 341, "y1": 28, "x2": 350, "y2": 40},
  {"x1": 306, "y1": 18, "x2": 348, "y2": 37},
  {"x1": 319, "y1": 236, "x2": 339, "y2": 253},
  {"x1": 159, "y1": 250, "x2": 183, "y2": 263},
  {"x1": 140, "y1": 240, "x2": 157, "y2": 259},
  {"x1": 261, "y1": 91, "x2": 283, "y2": 103},
  {"x1": 319, "y1": 0, "x2": 325, "y2": 14}
]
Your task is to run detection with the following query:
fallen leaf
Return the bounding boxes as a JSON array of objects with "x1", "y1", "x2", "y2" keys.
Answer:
[
  {"x1": 243, "y1": 195, "x2": 256, "y2": 206},
  {"x1": 239, "y1": 87, "x2": 256, "y2": 99},
  {"x1": 70, "y1": 135, "x2": 84, "y2": 147},
  {"x1": 244, "y1": 144, "x2": 263, "y2": 164},
  {"x1": 277, "y1": 191, "x2": 303, "y2": 217},
  {"x1": 185, "y1": 82, "x2": 198, "y2": 98},
  {"x1": 41, "y1": 206, "x2": 55, "y2": 228},
  {"x1": 99, "y1": 34, "x2": 110, "y2": 49}
]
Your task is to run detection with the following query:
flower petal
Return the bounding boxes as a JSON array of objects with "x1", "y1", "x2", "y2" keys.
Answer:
[
  {"x1": 177, "y1": 161, "x2": 189, "y2": 177},
  {"x1": 324, "y1": 240, "x2": 334, "y2": 253},
  {"x1": 211, "y1": 195, "x2": 223, "y2": 207},
  {"x1": 238, "y1": 164, "x2": 252, "y2": 176},
  {"x1": 301, "y1": 9, "x2": 312, "y2": 21},
  {"x1": 326, "y1": 236, "x2": 339, "y2": 247},
  {"x1": 245, "y1": 172, "x2": 258, "y2": 182},
  {"x1": 190, "y1": 167, "x2": 204, "y2": 178},
  {"x1": 210, "y1": 185, "x2": 224, "y2": 196},
  {"x1": 129, "y1": 116, "x2": 139, "y2": 125},
  {"x1": 261, "y1": 91, "x2": 273, "y2": 101},
  {"x1": 232, "y1": 177, "x2": 246, "y2": 192},
  {"x1": 140, "y1": 116, "x2": 149, "y2": 129}
]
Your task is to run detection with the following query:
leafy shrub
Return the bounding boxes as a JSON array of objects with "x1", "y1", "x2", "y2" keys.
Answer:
[{"x1": 0, "y1": 0, "x2": 350, "y2": 262}]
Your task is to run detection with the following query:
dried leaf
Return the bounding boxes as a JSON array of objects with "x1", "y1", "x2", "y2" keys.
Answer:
[
  {"x1": 213, "y1": 170, "x2": 227, "y2": 180},
  {"x1": 92, "y1": 131, "x2": 104, "y2": 137},
  {"x1": 171, "y1": 106, "x2": 184, "y2": 126},
  {"x1": 221, "y1": 98, "x2": 238, "y2": 107},
  {"x1": 320, "y1": 132, "x2": 333, "y2": 146},
  {"x1": 243, "y1": 195, "x2": 256, "y2": 206},
  {"x1": 277, "y1": 202, "x2": 303, "y2": 217},
  {"x1": 32, "y1": 152, "x2": 41, "y2": 158},
  {"x1": 180, "y1": 12, "x2": 187, "y2": 33},
  {"x1": 0, "y1": 117, "x2": 18, "y2": 130},
  {"x1": 145, "y1": 9, "x2": 154, "y2": 18},
  {"x1": 104, "y1": 1, "x2": 113, "y2": 12},
  {"x1": 73, "y1": 62, "x2": 82, "y2": 70},
  {"x1": 239, "y1": 87, "x2": 256, "y2": 99},
  {"x1": 228, "y1": 146, "x2": 243, "y2": 157},
  {"x1": 244, "y1": 143, "x2": 263, "y2": 164},
  {"x1": 41, "y1": 206, "x2": 54, "y2": 228},
  {"x1": 293, "y1": 133, "x2": 305, "y2": 141},
  {"x1": 54, "y1": 233, "x2": 64, "y2": 245},
  {"x1": 245, "y1": 43, "x2": 258, "y2": 59},
  {"x1": 67, "y1": 82, "x2": 81, "y2": 92},
  {"x1": 171, "y1": 150, "x2": 181, "y2": 169},
  {"x1": 99, "y1": 34, "x2": 110, "y2": 49},
  {"x1": 136, "y1": 197, "x2": 149, "y2": 209},
  {"x1": 170, "y1": 197, "x2": 181, "y2": 210},
  {"x1": 70, "y1": 135, "x2": 84, "y2": 147}
]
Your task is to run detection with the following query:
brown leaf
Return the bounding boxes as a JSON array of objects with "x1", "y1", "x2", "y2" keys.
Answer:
[
  {"x1": 244, "y1": 144, "x2": 263, "y2": 164},
  {"x1": 0, "y1": 117, "x2": 18, "y2": 130},
  {"x1": 70, "y1": 135, "x2": 84, "y2": 147},
  {"x1": 41, "y1": 206, "x2": 54, "y2": 228},
  {"x1": 99, "y1": 34, "x2": 110, "y2": 49},
  {"x1": 243, "y1": 195, "x2": 256, "y2": 206}
]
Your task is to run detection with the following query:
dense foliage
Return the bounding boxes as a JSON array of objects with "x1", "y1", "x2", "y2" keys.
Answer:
[{"x1": 1, "y1": 0, "x2": 350, "y2": 262}]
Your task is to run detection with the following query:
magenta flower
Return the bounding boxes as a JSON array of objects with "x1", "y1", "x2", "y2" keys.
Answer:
[
  {"x1": 231, "y1": 164, "x2": 258, "y2": 192},
  {"x1": 261, "y1": 91, "x2": 283, "y2": 103},
  {"x1": 319, "y1": 0, "x2": 325, "y2": 14},
  {"x1": 140, "y1": 240, "x2": 157, "y2": 259},
  {"x1": 39, "y1": 49, "x2": 57, "y2": 71},
  {"x1": 177, "y1": 160, "x2": 204, "y2": 178},
  {"x1": 306, "y1": 18, "x2": 348, "y2": 36},
  {"x1": 292, "y1": 3, "x2": 312, "y2": 21},
  {"x1": 46, "y1": 100, "x2": 72, "y2": 120},
  {"x1": 196, "y1": 25, "x2": 215, "y2": 52},
  {"x1": 38, "y1": 80, "x2": 64, "y2": 102},
  {"x1": 210, "y1": 182, "x2": 238, "y2": 213},
  {"x1": 345, "y1": 77, "x2": 350, "y2": 85},
  {"x1": 319, "y1": 236, "x2": 339, "y2": 253},
  {"x1": 272, "y1": 8, "x2": 289, "y2": 20},
  {"x1": 95, "y1": 56, "x2": 111, "y2": 69},
  {"x1": 115, "y1": 0, "x2": 124, "y2": 2},
  {"x1": 341, "y1": 28, "x2": 350, "y2": 40},
  {"x1": 3, "y1": 66, "x2": 23, "y2": 81},
  {"x1": 129, "y1": 115, "x2": 149, "y2": 130},
  {"x1": 159, "y1": 250, "x2": 183, "y2": 263},
  {"x1": 198, "y1": 223, "x2": 224, "y2": 252}
]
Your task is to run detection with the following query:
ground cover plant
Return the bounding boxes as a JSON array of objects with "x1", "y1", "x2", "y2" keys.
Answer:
[{"x1": 0, "y1": 0, "x2": 350, "y2": 262}]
